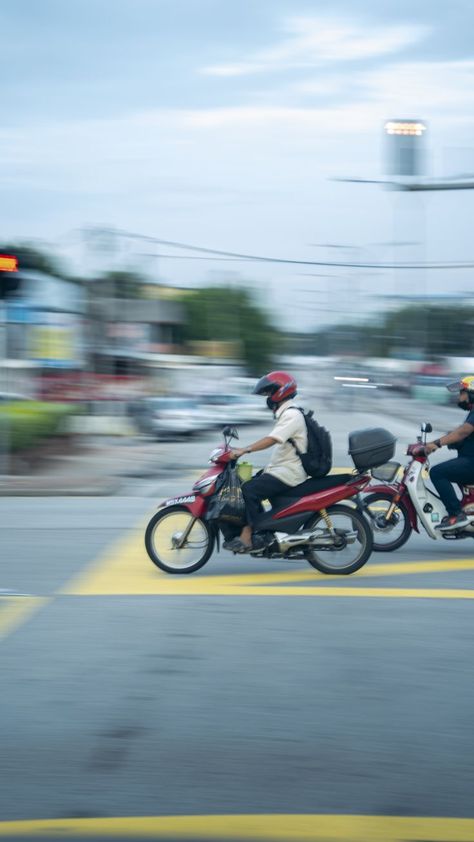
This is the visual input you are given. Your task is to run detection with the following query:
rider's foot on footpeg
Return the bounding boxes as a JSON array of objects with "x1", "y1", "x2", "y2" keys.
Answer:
[
  {"x1": 436, "y1": 513, "x2": 469, "y2": 531},
  {"x1": 223, "y1": 538, "x2": 252, "y2": 553}
]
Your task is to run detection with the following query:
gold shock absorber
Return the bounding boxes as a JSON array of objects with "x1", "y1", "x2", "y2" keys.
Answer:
[
  {"x1": 384, "y1": 494, "x2": 400, "y2": 522},
  {"x1": 320, "y1": 508, "x2": 335, "y2": 534}
]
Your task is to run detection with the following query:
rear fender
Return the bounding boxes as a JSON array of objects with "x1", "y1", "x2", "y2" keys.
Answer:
[
  {"x1": 364, "y1": 483, "x2": 418, "y2": 533},
  {"x1": 159, "y1": 493, "x2": 206, "y2": 519}
]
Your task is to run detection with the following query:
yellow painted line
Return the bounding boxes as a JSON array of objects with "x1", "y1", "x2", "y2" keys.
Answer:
[
  {"x1": 0, "y1": 597, "x2": 50, "y2": 642},
  {"x1": 1, "y1": 814, "x2": 474, "y2": 840},
  {"x1": 194, "y1": 558, "x2": 474, "y2": 587},
  {"x1": 61, "y1": 516, "x2": 474, "y2": 597},
  {"x1": 345, "y1": 557, "x2": 474, "y2": 578},
  {"x1": 216, "y1": 586, "x2": 474, "y2": 599}
]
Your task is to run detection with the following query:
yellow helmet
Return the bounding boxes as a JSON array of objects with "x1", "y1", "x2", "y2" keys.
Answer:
[{"x1": 447, "y1": 375, "x2": 474, "y2": 406}]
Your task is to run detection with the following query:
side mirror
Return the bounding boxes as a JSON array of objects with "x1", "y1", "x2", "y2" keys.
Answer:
[
  {"x1": 223, "y1": 425, "x2": 239, "y2": 440},
  {"x1": 421, "y1": 422, "x2": 433, "y2": 434}
]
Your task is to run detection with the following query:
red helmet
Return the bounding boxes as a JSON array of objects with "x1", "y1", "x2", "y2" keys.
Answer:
[{"x1": 253, "y1": 371, "x2": 297, "y2": 409}]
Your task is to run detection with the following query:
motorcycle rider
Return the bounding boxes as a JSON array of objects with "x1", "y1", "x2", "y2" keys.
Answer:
[
  {"x1": 424, "y1": 375, "x2": 474, "y2": 531},
  {"x1": 224, "y1": 371, "x2": 308, "y2": 553}
]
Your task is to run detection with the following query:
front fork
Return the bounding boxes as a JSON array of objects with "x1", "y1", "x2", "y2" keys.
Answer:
[
  {"x1": 173, "y1": 516, "x2": 198, "y2": 549},
  {"x1": 354, "y1": 492, "x2": 399, "y2": 525}
]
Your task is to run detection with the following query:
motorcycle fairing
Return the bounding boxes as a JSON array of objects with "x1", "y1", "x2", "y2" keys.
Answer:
[
  {"x1": 160, "y1": 494, "x2": 207, "y2": 518},
  {"x1": 253, "y1": 510, "x2": 313, "y2": 534},
  {"x1": 404, "y1": 459, "x2": 446, "y2": 539}
]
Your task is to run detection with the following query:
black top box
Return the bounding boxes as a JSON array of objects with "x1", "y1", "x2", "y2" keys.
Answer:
[{"x1": 348, "y1": 427, "x2": 397, "y2": 472}]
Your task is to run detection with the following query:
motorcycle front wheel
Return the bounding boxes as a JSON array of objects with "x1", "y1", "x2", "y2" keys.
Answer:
[
  {"x1": 362, "y1": 492, "x2": 412, "y2": 552},
  {"x1": 305, "y1": 504, "x2": 373, "y2": 575},
  {"x1": 145, "y1": 506, "x2": 214, "y2": 574}
]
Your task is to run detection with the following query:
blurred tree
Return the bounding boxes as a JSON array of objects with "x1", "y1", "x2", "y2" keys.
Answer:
[
  {"x1": 181, "y1": 286, "x2": 279, "y2": 374},
  {"x1": 94, "y1": 270, "x2": 147, "y2": 299},
  {"x1": 0, "y1": 242, "x2": 64, "y2": 278},
  {"x1": 311, "y1": 304, "x2": 474, "y2": 358}
]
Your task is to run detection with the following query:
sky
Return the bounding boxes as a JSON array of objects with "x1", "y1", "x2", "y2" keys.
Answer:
[{"x1": 2, "y1": 0, "x2": 474, "y2": 329}]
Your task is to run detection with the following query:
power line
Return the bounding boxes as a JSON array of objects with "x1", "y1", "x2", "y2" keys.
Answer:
[{"x1": 88, "y1": 226, "x2": 474, "y2": 271}]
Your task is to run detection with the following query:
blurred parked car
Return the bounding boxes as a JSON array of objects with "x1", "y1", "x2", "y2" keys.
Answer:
[
  {"x1": 128, "y1": 397, "x2": 215, "y2": 439},
  {"x1": 198, "y1": 393, "x2": 268, "y2": 426}
]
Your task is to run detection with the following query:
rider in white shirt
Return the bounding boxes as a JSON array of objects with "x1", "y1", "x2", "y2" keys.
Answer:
[{"x1": 226, "y1": 371, "x2": 307, "y2": 553}]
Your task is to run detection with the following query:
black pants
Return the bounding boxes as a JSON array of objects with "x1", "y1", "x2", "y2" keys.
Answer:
[
  {"x1": 430, "y1": 457, "x2": 474, "y2": 516},
  {"x1": 242, "y1": 472, "x2": 291, "y2": 528}
]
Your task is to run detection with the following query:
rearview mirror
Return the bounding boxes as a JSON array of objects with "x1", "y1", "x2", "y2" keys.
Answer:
[
  {"x1": 421, "y1": 422, "x2": 432, "y2": 434},
  {"x1": 223, "y1": 425, "x2": 239, "y2": 440}
]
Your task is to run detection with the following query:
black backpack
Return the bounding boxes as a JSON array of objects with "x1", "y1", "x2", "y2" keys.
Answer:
[{"x1": 288, "y1": 407, "x2": 332, "y2": 478}]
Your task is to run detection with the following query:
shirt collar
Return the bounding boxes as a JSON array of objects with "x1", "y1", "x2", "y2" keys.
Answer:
[{"x1": 274, "y1": 399, "x2": 296, "y2": 419}]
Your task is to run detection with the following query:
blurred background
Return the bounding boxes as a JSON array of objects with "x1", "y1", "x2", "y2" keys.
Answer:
[
  {"x1": 3, "y1": 3, "x2": 474, "y2": 840},
  {"x1": 2, "y1": 0, "x2": 474, "y2": 489}
]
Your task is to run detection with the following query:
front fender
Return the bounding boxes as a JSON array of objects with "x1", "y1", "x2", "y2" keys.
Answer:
[
  {"x1": 364, "y1": 483, "x2": 418, "y2": 533},
  {"x1": 160, "y1": 493, "x2": 206, "y2": 519}
]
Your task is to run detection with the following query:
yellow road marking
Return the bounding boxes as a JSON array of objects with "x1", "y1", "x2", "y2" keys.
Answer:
[
  {"x1": 62, "y1": 515, "x2": 474, "y2": 597},
  {"x1": 1, "y1": 814, "x2": 474, "y2": 840},
  {"x1": 0, "y1": 597, "x2": 50, "y2": 642}
]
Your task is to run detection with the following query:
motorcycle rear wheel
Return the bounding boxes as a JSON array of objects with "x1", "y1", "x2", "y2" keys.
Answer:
[
  {"x1": 145, "y1": 506, "x2": 214, "y2": 574},
  {"x1": 305, "y1": 504, "x2": 373, "y2": 575}
]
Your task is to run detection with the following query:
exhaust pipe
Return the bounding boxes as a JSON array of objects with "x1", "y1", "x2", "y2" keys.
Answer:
[{"x1": 277, "y1": 530, "x2": 358, "y2": 553}]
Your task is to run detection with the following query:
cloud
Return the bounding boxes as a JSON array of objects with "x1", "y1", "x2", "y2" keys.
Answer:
[
  {"x1": 201, "y1": 16, "x2": 429, "y2": 77},
  {"x1": 362, "y1": 59, "x2": 474, "y2": 114}
]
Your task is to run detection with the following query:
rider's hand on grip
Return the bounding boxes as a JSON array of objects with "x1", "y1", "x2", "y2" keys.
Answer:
[{"x1": 407, "y1": 443, "x2": 426, "y2": 457}]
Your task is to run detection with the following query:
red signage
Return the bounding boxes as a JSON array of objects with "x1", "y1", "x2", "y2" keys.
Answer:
[{"x1": 0, "y1": 254, "x2": 18, "y2": 272}]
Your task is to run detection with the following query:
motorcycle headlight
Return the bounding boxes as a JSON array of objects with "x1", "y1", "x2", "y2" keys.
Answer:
[{"x1": 209, "y1": 448, "x2": 223, "y2": 463}]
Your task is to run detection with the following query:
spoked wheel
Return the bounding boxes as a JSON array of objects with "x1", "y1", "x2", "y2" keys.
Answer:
[
  {"x1": 305, "y1": 503, "x2": 373, "y2": 575},
  {"x1": 145, "y1": 506, "x2": 214, "y2": 574},
  {"x1": 362, "y1": 492, "x2": 412, "y2": 552}
]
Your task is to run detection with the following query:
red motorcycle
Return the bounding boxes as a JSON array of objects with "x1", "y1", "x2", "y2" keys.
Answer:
[
  {"x1": 144, "y1": 426, "x2": 395, "y2": 576},
  {"x1": 355, "y1": 421, "x2": 474, "y2": 551}
]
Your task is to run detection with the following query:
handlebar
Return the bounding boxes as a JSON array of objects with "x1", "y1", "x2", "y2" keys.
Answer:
[{"x1": 407, "y1": 443, "x2": 426, "y2": 457}]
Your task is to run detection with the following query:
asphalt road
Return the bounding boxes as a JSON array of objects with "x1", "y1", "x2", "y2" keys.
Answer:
[{"x1": 1, "y1": 406, "x2": 474, "y2": 841}]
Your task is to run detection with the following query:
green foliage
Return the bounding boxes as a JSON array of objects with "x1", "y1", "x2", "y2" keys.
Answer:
[
  {"x1": 0, "y1": 243, "x2": 64, "y2": 278},
  {"x1": 96, "y1": 271, "x2": 147, "y2": 299},
  {"x1": 0, "y1": 402, "x2": 78, "y2": 452},
  {"x1": 312, "y1": 304, "x2": 474, "y2": 358},
  {"x1": 181, "y1": 286, "x2": 279, "y2": 374}
]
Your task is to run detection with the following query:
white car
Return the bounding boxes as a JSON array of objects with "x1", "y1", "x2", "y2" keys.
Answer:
[
  {"x1": 197, "y1": 394, "x2": 268, "y2": 426},
  {"x1": 130, "y1": 397, "x2": 215, "y2": 439}
]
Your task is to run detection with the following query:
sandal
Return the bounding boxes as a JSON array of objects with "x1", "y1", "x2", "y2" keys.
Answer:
[{"x1": 223, "y1": 538, "x2": 252, "y2": 554}]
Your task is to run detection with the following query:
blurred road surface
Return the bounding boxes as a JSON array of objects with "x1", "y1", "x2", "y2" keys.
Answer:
[{"x1": 1, "y1": 404, "x2": 474, "y2": 841}]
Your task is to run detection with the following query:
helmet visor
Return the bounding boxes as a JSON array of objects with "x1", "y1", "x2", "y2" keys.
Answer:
[
  {"x1": 252, "y1": 375, "x2": 278, "y2": 396},
  {"x1": 447, "y1": 379, "x2": 466, "y2": 393}
]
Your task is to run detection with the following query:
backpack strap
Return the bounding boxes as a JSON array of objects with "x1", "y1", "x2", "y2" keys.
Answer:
[{"x1": 283, "y1": 406, "x2": 305, "y2": 456}]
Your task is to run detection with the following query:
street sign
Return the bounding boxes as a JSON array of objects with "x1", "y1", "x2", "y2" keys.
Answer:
[{"x1": 0, "y1": 254, "x2": 20, "y2": 298}]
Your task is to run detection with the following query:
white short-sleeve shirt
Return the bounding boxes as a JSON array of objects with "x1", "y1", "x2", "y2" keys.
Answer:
[{"x1": 265, "y1": 400, "x2": 308, "y2": 486}]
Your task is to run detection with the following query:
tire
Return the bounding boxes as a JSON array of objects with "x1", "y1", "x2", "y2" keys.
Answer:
[
  {"x1": 362, "y1": 492, "x2": 412, "y2": 552},
  {"x1": 145, "y1": 506, "x2": 214, "y2": 574},
  {"x1": 305, "y1": 504, "x2": 373, "y2": 575}
]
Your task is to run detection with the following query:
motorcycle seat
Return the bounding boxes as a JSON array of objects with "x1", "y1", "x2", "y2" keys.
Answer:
[
  {"x1": 281, "y1": 473, "x2": 354, "y2": 497},
  {"x1": 269, "y1": 473, "x2": 354, "y2": 512}
]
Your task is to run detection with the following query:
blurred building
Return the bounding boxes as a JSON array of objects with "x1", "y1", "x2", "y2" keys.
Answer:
[
  {"x1": 3, "y1": 270, "x2": 86, "y2": 396},
  {"x1": 385, "y1": 120, "x2": 427, "y2": 178},
  {"x1": 88, "y1": 293, "x2": 185, "y2": 375}
]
